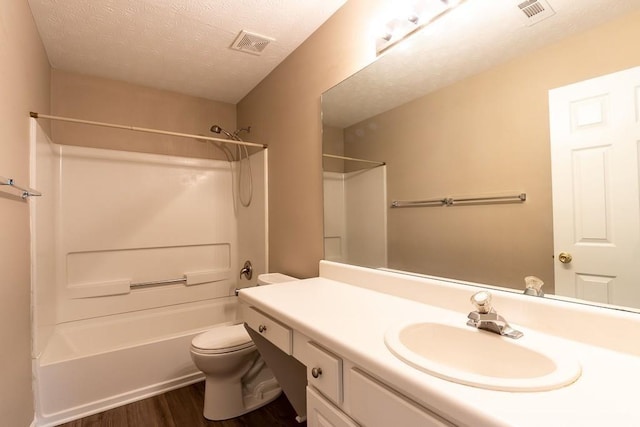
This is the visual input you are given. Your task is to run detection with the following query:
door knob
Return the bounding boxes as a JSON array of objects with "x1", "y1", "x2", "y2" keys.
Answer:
[{"x1": 558, "y1": 252, "x2": 573, "y2": 264}]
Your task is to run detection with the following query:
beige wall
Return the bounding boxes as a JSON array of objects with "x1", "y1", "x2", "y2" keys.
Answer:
[
  {"x1": 237, "y1": 0, "x2": 389, "y2": 278},
  {"x1": 0, "y1": 0, "x2": 51, "y2": 425},
  {"x1": 343, "y1": 10, "x2": 640, "y2": 291},
  {"x1": 51, "y1": 70, "x2": 237, "y2": 160},
  {"x1": 9, "y1": 5, "x2": 635, "y2": 423}
]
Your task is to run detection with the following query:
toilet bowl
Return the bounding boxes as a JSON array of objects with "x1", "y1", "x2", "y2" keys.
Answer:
[
  {"x1": 190, "y1": 273, "x2": 298, "y2": 420},
  {"x1": 190, "y1": 323, "x2": 281, "y2": 420}
]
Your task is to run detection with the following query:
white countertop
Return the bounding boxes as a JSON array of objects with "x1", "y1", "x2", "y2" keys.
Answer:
[{"x1": 239, "y1": 276, "x2": 640, "y2": 427}]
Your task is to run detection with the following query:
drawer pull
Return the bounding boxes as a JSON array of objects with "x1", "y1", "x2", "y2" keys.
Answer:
[
  {"x1": 258, "y1": 324, "x2": 267, "y2": 333},
  {"x1": 311, "y1": 367, "x2": 323, "y2": 378}
]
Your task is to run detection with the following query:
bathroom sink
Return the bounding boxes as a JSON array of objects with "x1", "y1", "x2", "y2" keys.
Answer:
[{"x1": 384, "y1": 321, "x2": 581, "y2": 392}]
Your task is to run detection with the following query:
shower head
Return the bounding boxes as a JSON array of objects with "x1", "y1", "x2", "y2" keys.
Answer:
[
  {"x1": 209, "y1": 124, "x2": 254, "y2": 207},
  {"x1": 210, "y1": 124, "x2": 250, "y2": 141},
  {"x1": 210, "y1": 124, "x2": 237, "y2": 141}
]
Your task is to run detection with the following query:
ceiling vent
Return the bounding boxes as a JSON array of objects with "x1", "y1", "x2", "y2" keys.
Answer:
[
  {"x1": 517, "y1": 0, "x2": 555, "y2": 26},
  {"x1": 230, "y1": 30, "x2": 274, "y2": 56}
]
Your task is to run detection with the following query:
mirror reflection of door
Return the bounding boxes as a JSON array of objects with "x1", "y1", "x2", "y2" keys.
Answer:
[{"x1": 549, "y1": 66, "x2": 640, "y2": 308}]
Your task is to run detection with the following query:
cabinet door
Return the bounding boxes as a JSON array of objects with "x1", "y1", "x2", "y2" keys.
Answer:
[
  {"x1": 306, "y1": 342, "x2": 343, "y2": 405},
  {"x1": 307, "y1": 387, "x2": 359, "y2": 427},
  {"x1": 349, "y1": 368, "x2": 454, "y2": 427}
]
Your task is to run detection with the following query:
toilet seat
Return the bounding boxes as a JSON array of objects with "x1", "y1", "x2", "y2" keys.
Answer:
[{"x1": 191, "y1": 323, "x2": 254, "y2": 354}]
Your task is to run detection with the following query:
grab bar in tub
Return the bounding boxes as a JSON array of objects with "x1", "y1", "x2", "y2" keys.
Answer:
[
  {"x1": 130, "y1": 270, "x2": 231, "y2": 290},
  {"x1": 68, "y1": 270, "x2": 233, "y2": 298},
  {"x1": 130, "y1": 277, "x2": 187, "y2": 289}
]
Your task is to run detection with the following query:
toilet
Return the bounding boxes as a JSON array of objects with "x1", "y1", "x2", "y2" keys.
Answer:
[{"x1": 190, "y1": 273, "x2": 298, "y2": 420}]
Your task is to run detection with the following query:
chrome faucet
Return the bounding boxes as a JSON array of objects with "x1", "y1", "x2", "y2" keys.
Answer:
[
  {"x1": 466, "y1": 291, "x2": 523, "y2": 339},
  {"x1": 523, "y1": 275, "x2": 544, "y2": 297}
]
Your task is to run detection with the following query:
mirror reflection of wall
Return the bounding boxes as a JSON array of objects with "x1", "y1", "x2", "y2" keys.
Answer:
[
  {"x1": 323, "y1": 7, "x2": 640, "y2": 304},
  {"x1": 322, "y1": 136, "x2": 388, "y2": 268}
]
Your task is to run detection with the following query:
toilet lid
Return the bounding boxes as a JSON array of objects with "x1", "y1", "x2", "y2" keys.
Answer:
[{"x1": 191, "y1": 323, "x2": 253, "y2": 353}]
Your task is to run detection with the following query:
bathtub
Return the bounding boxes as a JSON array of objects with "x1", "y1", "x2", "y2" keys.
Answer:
[{"x1": 34, "y1": 297, "x2": 239, "y2": 427}]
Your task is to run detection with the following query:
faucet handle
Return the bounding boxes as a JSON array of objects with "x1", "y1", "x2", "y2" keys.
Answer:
[
  {"x1": 524, "y1": 276, "x2": 544, "y2": 296},
  {"x1": 239, "y1": 260, "x2": 253, "y2": 280},
  {"x1": 470, "y1": 291, "x2": 493, "y2": 314}
]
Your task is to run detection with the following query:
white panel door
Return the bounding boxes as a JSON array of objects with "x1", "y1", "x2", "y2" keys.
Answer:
[{"x1": 549, "y1": 66, "x2": 640, "y2": 308}]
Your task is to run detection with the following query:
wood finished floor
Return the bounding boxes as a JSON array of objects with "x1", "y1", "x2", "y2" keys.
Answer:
[{"x1": 57, "y1": 381, "x2": 305, "y2": 427}]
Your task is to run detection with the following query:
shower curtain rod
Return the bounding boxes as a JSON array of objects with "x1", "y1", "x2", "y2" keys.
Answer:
[
  {"x1": 322, "y1": 153, "x2": 385, "y2": 166},
  {"x1": 29, "y1": 112, "x2": 267, "y2": 149}
]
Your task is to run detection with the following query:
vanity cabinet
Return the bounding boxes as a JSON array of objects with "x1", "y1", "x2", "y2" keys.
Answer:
[{"x1": 243, "y1": 303, "x2": 454, "y2": 427}]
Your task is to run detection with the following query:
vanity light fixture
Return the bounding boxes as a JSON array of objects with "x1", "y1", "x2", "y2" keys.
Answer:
[{"x1": 376, "y1": 0, "x2": 465, "y2": 55}]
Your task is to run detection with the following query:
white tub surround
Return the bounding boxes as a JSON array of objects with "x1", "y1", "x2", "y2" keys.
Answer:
[
  {"x1": 30, "y1": 118, "x2": 268, "y2": 352},
  {"x1": 29, "y1": 119, "x2": 269, "y2": 426},
  {"x1": 238, "y1": 261, "x2": 640, "y2": 427},
  {"x1": 35, "y1": 298, "x2": 239, "y2": 427}
]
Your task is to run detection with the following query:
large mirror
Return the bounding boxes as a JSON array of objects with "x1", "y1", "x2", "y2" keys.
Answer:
[{"x1": 322, "y1": 0, "x2": 640, "y2": 311}]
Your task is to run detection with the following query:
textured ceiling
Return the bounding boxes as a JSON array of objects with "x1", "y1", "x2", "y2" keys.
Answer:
[
  {"x1": 323, "y1": 0, "x2": 640, "y2": 128},
  {"x1": 28, "y1": 0, "x2": 347, "y2": 104}
]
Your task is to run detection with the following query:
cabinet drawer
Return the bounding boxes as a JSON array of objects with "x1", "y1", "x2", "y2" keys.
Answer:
[
  {"x1": 243, "y1": 307, "x2": 292, "y2": 355},
  {"x1": 307, "y1": 386, "x2": 359, "y2": 427},
  {"x1": 349, "y1": 368, "x2": 453, "y2": 427},
  {"x1": 306, "y1": 342, "x2": 343, "y2": 405}
]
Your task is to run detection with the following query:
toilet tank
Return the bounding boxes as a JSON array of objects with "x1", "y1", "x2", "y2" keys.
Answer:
[{"x1": 257, "y1": 273, "x2": 298, "y2": 286}]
